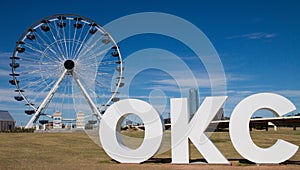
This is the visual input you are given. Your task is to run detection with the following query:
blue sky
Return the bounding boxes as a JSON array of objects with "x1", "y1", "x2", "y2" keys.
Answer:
[{"x1": 0, "y1": 0, "x2": 300, "y2": 125}]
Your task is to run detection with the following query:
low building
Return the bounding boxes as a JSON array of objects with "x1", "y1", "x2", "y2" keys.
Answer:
[
  {"x1": 53, "y1": 111, "x2": 62, "y2": 129},
  {"x1": 0, "y1": 110, "x2": 15, "y2": 131},
  {"x1": 76, "y1": 111, "x2": 85, "y2": 129}
]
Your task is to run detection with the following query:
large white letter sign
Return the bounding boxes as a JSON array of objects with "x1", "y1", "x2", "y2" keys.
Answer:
[
  {"x1": 229, "y1": 93, "x2": 299, "y2": 164},
  {"x1": 99, "y1": 99, "x2": 163, "y2": 163},
  {"x1": 171, "y1": 97, "x2": 230, "y2": 164}
]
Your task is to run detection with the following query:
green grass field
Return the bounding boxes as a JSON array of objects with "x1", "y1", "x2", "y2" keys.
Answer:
[{"x1": 0, "y1": 128, "x2": 299, "y2": 169}]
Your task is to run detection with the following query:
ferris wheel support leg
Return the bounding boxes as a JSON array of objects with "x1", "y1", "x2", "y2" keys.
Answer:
[
  {"x1": 73, "y1": 72, "x2": 102, "y2": 120},
  {"x1": 25, "y1": 70, "x2": 68, "y2": 129}
]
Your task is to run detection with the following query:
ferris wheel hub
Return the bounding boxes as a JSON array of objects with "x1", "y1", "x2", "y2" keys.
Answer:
[
  {"x1": 10, "y1": 14, "x2": 123, "y2": 129},
  {"x1": 64, "y1": 60, "x2": 75, "y2": 70}
]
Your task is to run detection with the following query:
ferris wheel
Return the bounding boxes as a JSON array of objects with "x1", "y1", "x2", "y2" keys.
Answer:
[{"x1": 9, "y1": 14, "x2": 124, "y2": 128}]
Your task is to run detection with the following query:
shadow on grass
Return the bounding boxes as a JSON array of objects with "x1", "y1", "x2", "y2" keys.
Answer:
[
  {"x1": 281, "y1": 160, "x2": 300, "y2": 165},
  {"x1": 145, "y1": 158, "x2": 253, "y2": 164},
  {"x1": 145, "y1": 158, "x2": 172, "y2": 164},
  {"x1": 145, "y1": 158, "x2": 300, "y2": 165},
  {"x1": 111, "y1": 158, "x2": 300, "y2": 166}
]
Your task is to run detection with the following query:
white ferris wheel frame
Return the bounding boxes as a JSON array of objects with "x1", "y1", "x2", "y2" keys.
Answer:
[{"x1": 10, "y1": 14, "x2": 123, "y2": 128}]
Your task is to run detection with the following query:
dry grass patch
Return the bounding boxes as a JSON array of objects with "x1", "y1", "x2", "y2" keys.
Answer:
[{"x1": 0, "y1": 127, "x2": 299, "y2": 169}]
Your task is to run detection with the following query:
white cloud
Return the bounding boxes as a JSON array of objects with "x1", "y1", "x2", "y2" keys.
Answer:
[
  {"x1": 274, "y1": 90, "x2": 300, "y2": 98},
  {"x1": 151, "y1": 74, "x2": 226, "y2": 88},
  {"x1": 0, "y1": 68, "x2": 11, "y2": 77},
  {"x1": 0, "y1": 88, "x2": 16, "y2": 102},
  {"x1": 226, "y1": 89, "x2": 300, "y2": 100},
  {"x1": 0, "y1": 52, "x2": 12, "y2": 63},
  {"x1": 140, "y1": 71, "x2": 244, "y2": 96},
  {"x1": 227, "y1": 32, "x2": 277, "y2": 40},
  {"x1": 0, "y1": 51, "x2": 12, "y2": 57},
  {"x1": 225, "y1": 73, "x2": 253, "y2": 82},
  {"x1": 0, "y1": 52, "x2": 12, "y2": 77}
]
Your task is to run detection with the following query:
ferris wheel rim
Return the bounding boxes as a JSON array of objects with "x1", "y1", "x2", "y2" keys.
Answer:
[{"x1": 10, "y1": 14, "x2": 124, "y2": 127}]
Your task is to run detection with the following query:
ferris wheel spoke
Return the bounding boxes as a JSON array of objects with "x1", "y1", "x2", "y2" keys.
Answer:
[
  {"x1": 82, "y1": 46, "x2": 112, "y2": 63},
  {"x1": 21, "y1": 57, "x2": 60, "y2": 66},
  {"x1": 26, "y1": 39, "x2": 43, "y2": 52},
  {"x1": 12, "y1": 14, "x2": 123, "y2": 128},
  {"x1": 24, "y1": 75, "x2": 62, "y2": 97},
  {"x1": 50, "y1": 21, "x2": 68, "y2": 58},
  {"x1": 52, "y1": 19, "x2": 68, "y2": 59},
  {"x1": 53, "y1": 19, "x2": 63, "y2": 41},
  {"x1": 31, "y1": 31, "x2": 63, "y2": 62},
  {"x1": 25, "y1": 37, "x2": 59, "y2": 63},
  {"x1": 75, "y1": 34, "x2": 107, "y2": 58},
  {"x1": 70, "y1": 24, "x2": 85, "y2": 59},
  {"x1": 43, "y1": 74, "x2": 65, "y2": 87},
  {"x1": 76, "y1": 61, "x2": 98, "y2": 69},
  {"x1": 99, "y1": 60, "x2": 117, "y2": 66},
  {"x1": 72, "y1": 69, "x2": 94, "y2": 82},
  {"x1": 70, "y1": 21, "x2": 79, "y2": 58},
  {"x1": 32, "y1": 76, "x2": 60, "y2": 101},
  {"x1": 20, "y1": 71, "x2": 62, "y2": 93},
  {"x1": 95, "y1": 79, "x2": 110, "y2": 89},
  {"x1": 74, "y1": 69, "x2": 110, "y2": 89},
  {"x1": 97, "y1": 71, "x2": 114, "y2": 77},
  {"x1": 46, "y1": 23, "x2": 67, "y2": 60},
  {"x1": 17, "y1": 69, "x2": 54, "y2": 77},
  {"x1": 68, "y1": 19, "x2": 72, "y2": 59},
  {"x1": 73, "y1": 24, "x2": 92, "y2": 60},
  {"x1": 28, "y1": 69, "x2": 62, "y2": 82},
  {"x1": 87, "y1": 43, "x2": 111, "y2": 59},
  {"x1": 76, "y1": 65, "x2": 115, "y2": 80},
  {"x1": 60, "y1": 20, "x2": 69, "y2": 59},
  {"x1": 17, "y1": 64, "x2": 61, "y2": 75},
  {"x1": 23, "y1": 43, "x2": 61, "y2": 64},
  {"x1": 22, "y1": 82, "x2": 49, "y2": 100},
  {"x1": 25, "y1": 69, "x2": 68, "y2": 128},
  {"x1": 20, "y1": 77, "x2": 49, "y2": 90},
  {"x1": 39, "y1": 28, "x2": 66, "y2": 61},
  {"x1": 72, "y1": 72, "x2": 102, "y2": 118},
  {"x1": 60, "y1": 79, "x2": 68, "y2": 112},
  {"x1": 22, "y1": 79, "x2": 47, "y2": 91}
]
